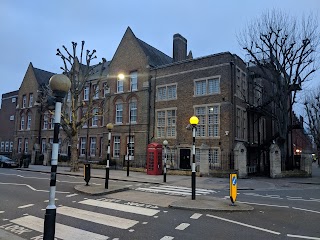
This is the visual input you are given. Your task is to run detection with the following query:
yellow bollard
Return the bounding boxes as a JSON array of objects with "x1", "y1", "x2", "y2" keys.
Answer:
[{"x1": 230, "y1": 173, "x2": 237, "y2": 205}]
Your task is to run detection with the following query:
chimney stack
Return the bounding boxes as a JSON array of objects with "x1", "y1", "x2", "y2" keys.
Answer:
[{"x1": 173, "y1": 34, "x2": 187, "y2": 62}]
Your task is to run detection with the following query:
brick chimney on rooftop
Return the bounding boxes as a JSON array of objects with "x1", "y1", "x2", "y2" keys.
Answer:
[{"x1": 173, "y1": 34, "x2": 187, "y2": 62}]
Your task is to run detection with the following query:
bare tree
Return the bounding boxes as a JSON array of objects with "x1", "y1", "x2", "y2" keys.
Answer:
[
  {"x1": 238, "y1": 9, "x2": 319, "y2": 167},
  {"x1": 304, "y1": 86, "x2": 320, "y2": 165},
  {"x1": 56, "y1": 41, "x2": 107, "y2": 172}
]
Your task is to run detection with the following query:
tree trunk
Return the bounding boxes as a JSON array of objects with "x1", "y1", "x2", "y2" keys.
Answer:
[{"x1": 70, "y1": 134, "x2": 79, "y2": 172}]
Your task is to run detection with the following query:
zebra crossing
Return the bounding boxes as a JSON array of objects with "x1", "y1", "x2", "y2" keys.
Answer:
[
  {"x1": 5, "y1": 198, "x2": 162, "y2": 240},
  {"x1": 135, "y1": 185, "x2": 217, "y2": 196}
]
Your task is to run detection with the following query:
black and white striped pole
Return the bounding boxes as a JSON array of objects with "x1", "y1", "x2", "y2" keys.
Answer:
[
  {"x1": 163, "y1": 140, "x2": 168, "y2": 183},
  {"x1": 44, "y1": 74, "x2": 70, "y2": 240},
  {"x1": 105, "y1": 123, "x2": 114, "y2": 189},
  {"x1": 189, "y1": 115, "x2": 199, "y2": 200}
]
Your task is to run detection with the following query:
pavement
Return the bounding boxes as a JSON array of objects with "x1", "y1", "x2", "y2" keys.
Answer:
[{"x1": 17, "y1": 163, "x2": 320, "y2": 212}]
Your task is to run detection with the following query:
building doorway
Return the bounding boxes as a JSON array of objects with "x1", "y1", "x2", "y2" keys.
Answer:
[{"x1": 179, "y1": 149, "x2": 191, "y2": 169}]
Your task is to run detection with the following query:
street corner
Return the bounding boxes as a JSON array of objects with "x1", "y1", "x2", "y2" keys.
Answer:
[
  {"x1": 168, "y1": 196, "x2": 254, "y2": 212},
  {"x1": 74, "y1": 184, "x2": 130, "y2": 196}
]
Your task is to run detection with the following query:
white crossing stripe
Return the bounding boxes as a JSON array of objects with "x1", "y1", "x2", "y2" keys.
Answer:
[
  {"x1": 10, "y1": 215, "x2": 109, "y2": 240},
  {"x1": 0, "y1": 211, "x2": 4, "y2": 213},
  {"x1": 190, "y1": 213, "x2": 202, "y2": 219},
  {"x1": 136, "y1": 185, "x2": 216, "y2": 196},
  {"x1": 175, "y1": 223, "x2": 190, "y2": 230},
  {"x1": 57, "y1": 206, "x2": 138, "y2": 229},
  {"x1": 18, "y1": 204, "x2": 34, "y2": 209},
  {"x1": 160, "y1": 236, "x2": 174, "y2": 240},
  {"x1": 66, "y1": 193, "x2": 78, "y2": 198},
  {"x1": 79, "y1": 199, "x2": 160, "y2": 216}
]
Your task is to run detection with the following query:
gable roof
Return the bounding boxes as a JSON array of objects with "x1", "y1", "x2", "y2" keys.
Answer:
[
  {"x1": 33, "y1": 67, "x2": 56, "y2": 86},
  {"x1": 136, "y1": 38, "x2": 172, "y2": 67}
]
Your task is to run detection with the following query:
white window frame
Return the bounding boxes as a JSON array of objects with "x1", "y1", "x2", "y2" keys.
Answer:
[
  {"x1": 130, "y1": 71, "x2": 138, "y2": 91},
  {"x1": 5, "y1": 142, "x2": 9, "y2": 152},
  {"x1": 43, "y1": 114, "x2": 48, "y2": 130},
  {"x1": 129, "y1": 99, "x2": 137, "y2": 123},
  {"x1": 20, "y1": 115, "x2": 25, "y2": 130},
  {"x1": 9, "y1": 142, "x2": 13, "y2": 152},
  {"x1": 103, "y1": 82, "x2": 109, "y2": 96},
  {"x1": 117, "y1": 78, "x2": 124, "y2": 93},
  {"x1": 156, "y1": 108, "x2": 177, "y2": 138},
  {"x1": 93, "y1": 84, "x2": 99, "y2": 99},
  {"x1": 10, "y1": 115, "x2": 14, "y2": 121},
  {"x1": 84, "y1": 86, "x2": 89, "y2": 101},
  {"x1": 115, "y1": 102, "x2": 123, "y2": 124},
  {"x1": 156, "y1": 84, "x2": 177, "y2": 101},
  {"x1": 22, "y1": 95, "x2": 26, "y2": 108},
  {"x1": 113, "y1": 136, "x2": 120, "y2": 158},
  {"x1": 194, "y1": 104, "x2": 220, "y2": 138},
  {"x1": 24, "y1": 139, "x2": 28, "y2": 154},
  {"x1": 90, "y1": 137, "x2": 96, "y2": 156},
  {"x1": 194, "y1": 76, "x2": 220, "y2": 96},
  {"x1": 92, "y1": 108, "x2": 98, "y2": 127},
  {"x1": 12, "y1": 97, "x2": 16, "y2": 103},
  {"x1": 27, "y1": 114, "x2": 31, "y2": 130},
  {"x1": 29, "y1": 93, "x2": 33, "y2": 107},
  {"x1": 80, "y1": 137, "x2": 86, "y2": 156}
]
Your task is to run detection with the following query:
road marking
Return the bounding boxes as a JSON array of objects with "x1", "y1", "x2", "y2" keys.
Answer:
[
  {"x1": 175, "y1": 223, "x2": 190, "y2": 230},
  {"x1": 66, "y1": 193, "x2": 78, "y2": 198},
  {"x1": 10, "y1": 215, "x2": 109, "y2": 240},
  {"x1": 79, "y1": 199, "x2": 160, "y2": 216},
  {"x1": 0, "y1": 182, "x2": 70, "y2": 193},
  {"x1": 57, "y1": 206, "x2": 138, "y2": 230},
  {"x1": 44, "y1": 198, "x2": 58, "y2": 202},
  {"x1": 237, "y1": 201, "x2": 289, "y2": 208},
  {"x1": 292, "y1": 207, "x2": 320, "y2": 214},
  {"x1": 207, "y1": 214, "x2": 281, "y2": 235},
  {"x1": 160, "y1": 236, "x2": 174, "y2": 240},
  {"x1": 0, "y1": 211, "x2": 4, "y2": 214},
  {"x1": 190, "y1": 213, "x2": 202, "y2": 219},
  {"x1": 287, "y1": 234, "x2": 320, "y2": 239},
  {"x1": 136, "y1": 185, "x2": 215, "y2": 196},
  {"x1": 18, "y1": 204, "x2": 34, "y2": 209}
]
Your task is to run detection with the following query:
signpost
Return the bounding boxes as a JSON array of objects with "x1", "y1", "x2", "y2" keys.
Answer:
[{"x1": 230, "y1": 173, "x2": 237, "y2": 205}]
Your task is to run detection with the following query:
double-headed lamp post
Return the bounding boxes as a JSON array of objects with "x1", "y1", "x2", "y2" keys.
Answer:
[
  {"x1": 44, "y1": 74, "x2": 71, "y2": 240},
  {"x1": 105, "y1": 123, "x2": 114, "y2": 189},
  {"x1": 189, "y1": 115, "x2": 199, "y2": 200},
  {"x1": 163, "y1": 140, "x2": 168, "y2": 183}
]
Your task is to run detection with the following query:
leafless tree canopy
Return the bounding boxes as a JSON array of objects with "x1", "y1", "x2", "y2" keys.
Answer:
[{"x1": 55, "y1": 41, "x2": 107, "y2": 171}]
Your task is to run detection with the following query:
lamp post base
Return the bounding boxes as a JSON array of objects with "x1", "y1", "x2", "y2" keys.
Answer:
[{"x1": 43, "y1": 208, "x2": 56, "y2": 240}]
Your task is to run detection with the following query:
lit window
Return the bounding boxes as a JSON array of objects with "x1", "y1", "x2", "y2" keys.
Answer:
[{"x1": 195, "y1": 105, "x2": 220, "y2": 137}]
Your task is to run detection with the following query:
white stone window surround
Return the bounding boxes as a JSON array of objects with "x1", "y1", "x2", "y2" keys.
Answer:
[{"x1": 194, "y1": 75, "x2": 221, "y2": 96}]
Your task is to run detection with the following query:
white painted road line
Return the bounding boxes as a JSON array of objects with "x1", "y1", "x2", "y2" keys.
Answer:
[
  {"x1": 156, "y1": 185, "x2": 216, "y2": 193},
  {"x1": 292, "y1": 207, "x2": 320, "y2": 214},
  {"x1": 0, "y1": 182, "x2": 70, "y2": 193},
  {"x1": 79, "y1": 199, "x2": 160, "y2": 216},
  {"x1": 10, "y1": 215, "x2": 109, "y2": 240},
  {"x1": 190, "y1": 213, "x2": 202, "y2": 219},
  {"x1": 175, "y1": 223, "x2": 190, "y2": 231},
  {"x1": 17, "y1": 204, "x2": 34, "y2": 209},
  {"x1": 287, "y1": 234, "x2": 320, "y2": 239},
  {"x1": 66, "y1": 193, "x2": 78, "y2": 198},
  {"x1": 160, "y1": 236, "x2": 174, "y2": 240},
  {"x1": 136, "y1": 187, "x2": 197, "y2": 195},
  {"x1": 0, "y1": 211, "x2": 4, "y2": 213},
  {"x1": 237, "y1": 201, "x2": 289, "y2": 208},
  {"x1": 206, "y1": 214, "x2": 281, "y2": 235},
  {"x1": 57, "y1": 206, "x2": 138, "y2": 229}
]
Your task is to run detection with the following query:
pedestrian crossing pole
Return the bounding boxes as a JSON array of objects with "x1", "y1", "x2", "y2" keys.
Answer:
[
  {"x1": 189, "y1": 116, "x2": 199, "y2": 200},
  {"x1": 105, "y1": 123, "x2": 114, "y2": 189},
  {"x1": 44, "y1": 74, "x2": 70, "y2": 240}
]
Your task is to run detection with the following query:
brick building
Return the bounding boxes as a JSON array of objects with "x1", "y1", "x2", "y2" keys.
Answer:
[{"x1": 0, "y1": 90, "x2": 18, "y2": 157}]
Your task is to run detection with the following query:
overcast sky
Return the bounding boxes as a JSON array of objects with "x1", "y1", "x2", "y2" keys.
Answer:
[{"x1": 1, "y1": 0, "x2": 319, "y2": 115}]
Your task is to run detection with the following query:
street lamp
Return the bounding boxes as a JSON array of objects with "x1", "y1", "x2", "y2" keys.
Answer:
[
  {"x1": 163, "y1": 140, "x2": 168, "y2": 182},
  {"x1": 44, "y1": 74, "x2": 71, "y2": 240},
  {"x1": 189, "y1": 115, "x2": 199, "y2": 200},
  {"x1": 105, "y1": 123, "x2": 114, "y2": 189},
  {"x1": 118, "y1": 73, "x2": 133, "y2": 177}
]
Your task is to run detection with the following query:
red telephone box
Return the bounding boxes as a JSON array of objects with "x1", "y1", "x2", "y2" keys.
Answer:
[{"x1": 147, "y1": 143, "x2": 163, "y2": 175}]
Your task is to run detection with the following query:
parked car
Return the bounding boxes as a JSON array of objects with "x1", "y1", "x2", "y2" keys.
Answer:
[{"x1": 0, "y1": 155, "x2": 18, "y2": 168}]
